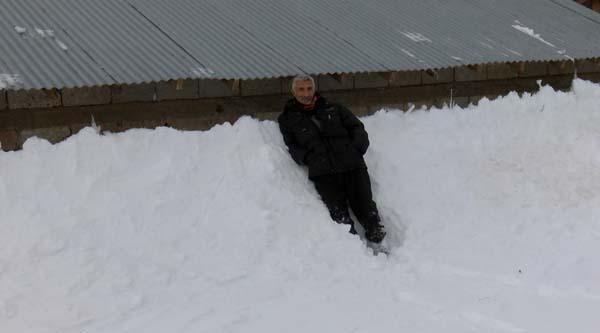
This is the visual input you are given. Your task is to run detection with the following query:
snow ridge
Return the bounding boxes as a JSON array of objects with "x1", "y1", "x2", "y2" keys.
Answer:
[{"x1": 1, "y1": 79, "x2": 600, "y2": 333}]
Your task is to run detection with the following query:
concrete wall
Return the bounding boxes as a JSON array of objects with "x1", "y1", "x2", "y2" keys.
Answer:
[
  {"x1": 0, "y1": 90, "x2": 7, "y2": 110},
  {"x1": 2, "y1": 59, "x2": 600, "y2": 151},
  {"x1": 577, "y1": 0, "x2": 600, "y2": 11}
]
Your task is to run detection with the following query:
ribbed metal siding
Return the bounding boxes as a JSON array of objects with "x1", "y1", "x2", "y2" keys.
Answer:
[
  {"x1": 1, "y1": 0, "x2": 600, "y2": 90},
  {"x1": 34, "y1": 0, "x2": 207, "y2": 84},
  {"x1": 289, "y1": 0, "x2": 600, "y2": 69},
  {"x1": 127, "y1": 0, "x2": 300, "y2": 79},
  {"x1": 0, "y1": 0, "x2": 208, "y2": 90},
  {"x1": 129, "y1": 0, "x2": 387, "y2": 78},
  {"x1": 0, "y1": 0, "x2": 114, "y2": 90}
]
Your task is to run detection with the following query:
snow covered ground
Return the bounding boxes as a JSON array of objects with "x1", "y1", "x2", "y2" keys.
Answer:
[{"x1": 1, "y1": 79, "x2": 600, "y2": 333}]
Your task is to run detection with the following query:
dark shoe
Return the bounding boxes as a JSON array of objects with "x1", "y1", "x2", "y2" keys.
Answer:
[
  {"x1": 349, "y1": 223, "x2": 357, "y2": 235},
  {"x1": 365, "y1": 224, "x2": 386, "y2": 243},
  {"x1": 331, "y1": 208, "x2": 353, "y2": 225}
]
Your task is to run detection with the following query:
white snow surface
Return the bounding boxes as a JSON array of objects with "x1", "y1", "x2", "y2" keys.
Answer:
[
  {"x1": 2, "y1": 79, "x2": 600, "y2": 333},
  {"x1": 56, "y1": 39, "x2": 69, "y2": 51},
  {"x1": 13, "y1": 26, "x2": 27, "y2": 35},
  {"x1": 402, "y1": 32, "x2": 432, "y2": 43},
  {"x1": 512, "y1": 22, "x2": 556, "y2": 48},
  {"x1": 34, "y1": 27, "x2": 55, "y2": 38},
  {"x1": 0, "y1": 74, "x2": 21, "y2": 90}
]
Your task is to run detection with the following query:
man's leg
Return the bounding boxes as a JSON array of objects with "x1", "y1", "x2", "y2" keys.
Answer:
[
  {"x1": 345, "y1": 168, "x2": 386, "y2": 243},
  {"x1": 311, "y1": 174, "x2": 357, "y2": 234}
]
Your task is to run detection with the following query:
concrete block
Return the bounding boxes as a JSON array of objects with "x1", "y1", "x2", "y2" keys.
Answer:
[
  {"x1": 453, "y1": 96, "x2": 470, "y2": 108},
  {"x1": 166, "y1": 118, "x2": 214, "y2": 131},
  {"x1": 282, "y1": 77, "x2": 293, "y2": 94},
  {"x1": 468, "y1": 95, "x2": 498, "y2": 105},
  {"x1": 365, "y1": 102, "x2": 405, "y2": 114},
  {"x1": 0, "y1": 108, "x2": 32, "y2": 129},
  {"x1": 434, "y1": 97, "x2": 453, "y2": 109},
  {"x1": 378, "y1": 103, "x2": 407, "y2": 112},
  {"x1": 539, "y1": 76, "x2": 573, "y2": 92},
  {"x1": 98, "y1": 117, "x2": 167, "y2": 133},
  {"x1": 112, "y1": 83, "x2": 156, "y2": 103},
  {"x1": 62, "y1": 86, "x2": 111, "y2": 107},
  {"x1": 422, "y1": 68, "x2": 453, "y2": 84},
  {"x1": 157, "y1": 79, "x2": 199, "y2": 101},
  {"x1": 20, "y1": 126, "x2": 71, "y2": 145},
  {"x1": 0, "y1": 129, "x2": 18, "y2": 151},
  {"x1": 241, "y1": 78, "x2": 281, "y2": 96},
  {"x1": 408, "y1": 100, "x2": 434, "y2": 110},
  {"x1": 578, "y1": 72, "x2": 600, "y2": 84},
  {"x1": 7, "y1": 89, "x2": 61, "y2": 109},
  {"x1": 0, "y1": 90, "x2": 6, "y2": 110},
  {"x1": 122, "y1": 119, "x2": 166, "y2": 130},
  {"x1": 354, "y1": 72, "x2": 388, "y2": 89},
  {"x1": 487, "y1": 63, "x2": 518, "y2": 80},
  {"x1": 253, "y1": 112, "x2": 280, "y2": 121},
  {"x1": 575, "y1": 58, "x2": 600, "y2": 74},
  {"x1": 318, "y1": 74, "x2": 353, "y2": 91},
  {"x1": 548, "y1": 60, "x2": 575, "y2": 76},
  {"x1": 455, "y1": 65, "x2": 487, "y2": 82},
  {"x1": 389, "y1": 71, "x2": 421, "y2": 87},
  {"x1": 171, "y1": 112, "x2": 241, "y2": 130},
  {"x1": 70, "y1": 123, "x2": 91, "y2": 136},
  {"x1": 31, "y1": 109, "x2": 93, "y2": 129},
  {"x1": 468, "y1": 95, "x2": 483, "y2": 105},
  {"x1": 517, "y1": 61, "x2": 547, "y2": 77},
  {"x1": 352, "y1": 105, "x2": 370, "y2": 116},
  {"x1": 98, "y1": 122, "x2": 127, "y2": 134},
  {"x1": 199, "y1": 79, "x2": 236, "y2": 98}
]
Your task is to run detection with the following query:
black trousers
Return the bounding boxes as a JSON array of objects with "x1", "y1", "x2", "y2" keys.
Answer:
[{"x1": 311, "y1": 168, "x2": 381, "y2": 230}]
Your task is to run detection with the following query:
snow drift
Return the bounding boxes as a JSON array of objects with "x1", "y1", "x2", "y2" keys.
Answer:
[{"x1": 1, "y1": 79, "x2": 600, "y2": 333}]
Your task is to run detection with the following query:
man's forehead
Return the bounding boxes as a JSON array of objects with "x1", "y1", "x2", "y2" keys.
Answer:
[{"x1": 295, "y1": 80, "x2": 314, "y2": 87}]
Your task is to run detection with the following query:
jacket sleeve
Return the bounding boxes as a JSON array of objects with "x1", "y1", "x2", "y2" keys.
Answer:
[
  {"x1": 278, "y1": 114, "x2": 309, "y2": 165},
  {"x1": 338, "y1": 105, "x2": 369, "y2": 154}
]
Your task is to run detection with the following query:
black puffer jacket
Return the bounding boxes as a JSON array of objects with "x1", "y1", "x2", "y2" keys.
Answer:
[{"x1": 278, "y1": 94, "x2": 369, "y2": 178}]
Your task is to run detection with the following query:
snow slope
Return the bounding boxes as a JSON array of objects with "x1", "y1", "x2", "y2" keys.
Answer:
[{"x1": 1, "y1": 79, "x2": 600, "y2": 333}]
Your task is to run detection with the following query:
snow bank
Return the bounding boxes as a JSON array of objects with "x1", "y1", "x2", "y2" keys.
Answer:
[
  {"x1": 1, "y1": 79, "x2": 599, "y2": 332},
  {"x1": 0, "y1": 74, "x2": 21, "y2": 90}
]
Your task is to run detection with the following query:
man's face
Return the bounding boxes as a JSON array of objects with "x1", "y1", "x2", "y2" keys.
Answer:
[{"x1": 292, "y1": 79, "x2": 315, "y2": 105}]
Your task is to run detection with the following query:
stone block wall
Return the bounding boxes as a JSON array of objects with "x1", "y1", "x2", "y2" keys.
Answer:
[
  {"x1": 241, "y1": 78, "x2": 282, "y2": 96},
  {"x1": 112, "y1": 83, "x2": 156, "y2": 103},
  {"x1": 354, "y1": 72, "x2": 388, "y2": 89},
  {"x1": 2, "y1": 58, "x2": 600, "y2": 151},
  {"x1": 0, "y1": 90, "x2": 7, "y2": 110},
  {"x1": 422, "y1": 68, "x2": 453, "y2": 84},
  {"x1": 62, "y1": 86, "x2": 111, "y2": 106},
  {"x1": 389, "y1": 71, "x2": 422, "y2": 87},
  {"x1": 157, "y1": 79, "x2": 199, "y2": 101},
  {"x1": 518, "y1": 61, "x2": 547, "y2": 77},
  {"x1": 199, "y1": 79, "x2": 237, "y2": 98},
  {"x1": 455, "y1": 64, "x2": 487, "y2": 82},
  {"x1": 318, "y1": 74, "x2": 353, "y2": 91},
  {"x1": 7, "y1": 89, "x2": 61, "y2": 109}
]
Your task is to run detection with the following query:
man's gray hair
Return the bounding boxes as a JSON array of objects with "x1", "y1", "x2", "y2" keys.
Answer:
[{"x1": 291, "y1": 75, "x2": 315, "y2": 91}]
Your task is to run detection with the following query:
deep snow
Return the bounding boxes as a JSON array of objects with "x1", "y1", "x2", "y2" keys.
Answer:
[{"x1": 1, "y1": 79, "x2": 600, "y2": 333}]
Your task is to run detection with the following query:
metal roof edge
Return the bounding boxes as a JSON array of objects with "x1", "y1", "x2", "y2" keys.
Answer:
[{"x1": 3, "y1": 57, "x2": 599, "y2": 92}]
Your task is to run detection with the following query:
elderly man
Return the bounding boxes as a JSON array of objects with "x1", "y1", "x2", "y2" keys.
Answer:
[{"x1": 278, "y1": 75, "x2": 386, "y2": 244}]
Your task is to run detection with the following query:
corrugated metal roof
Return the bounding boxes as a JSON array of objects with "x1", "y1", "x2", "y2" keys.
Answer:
[{"x1": 1, "y1": 0, "x2": 600, "y2": 90}]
